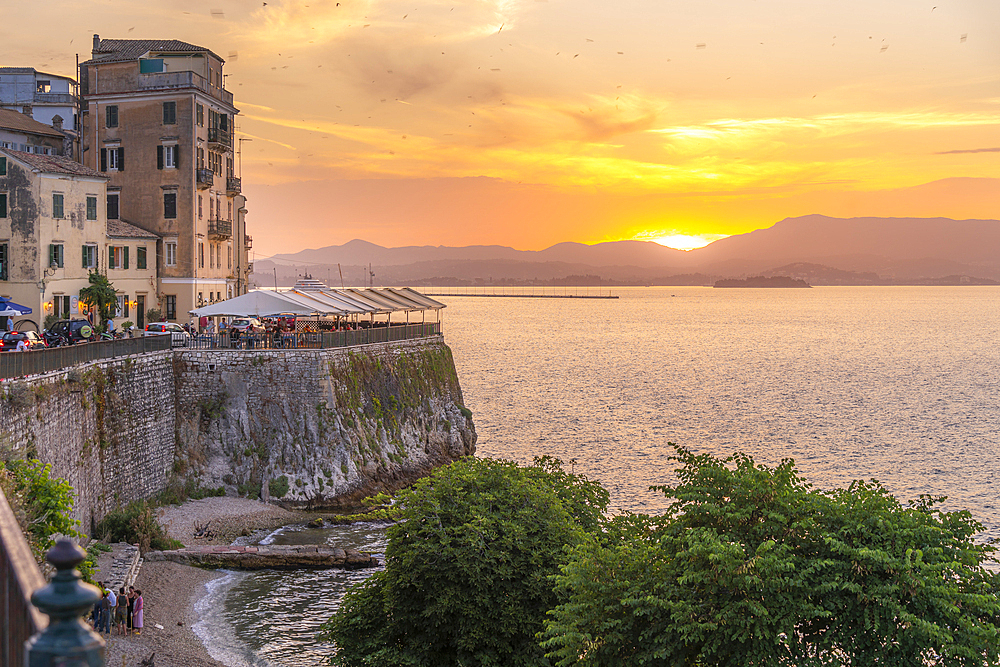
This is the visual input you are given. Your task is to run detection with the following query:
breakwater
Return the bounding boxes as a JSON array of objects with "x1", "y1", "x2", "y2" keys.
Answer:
[{"x1": 0, "y1": 337, "x2": 476, "y2": 531}]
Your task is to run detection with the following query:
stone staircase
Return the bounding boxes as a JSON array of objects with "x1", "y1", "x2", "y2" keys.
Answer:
[{"x1": 100, "y1": 543, "x2": 142, "y2": 593}]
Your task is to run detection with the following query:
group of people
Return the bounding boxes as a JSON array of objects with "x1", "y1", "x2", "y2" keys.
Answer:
[{"x1": 90, "y1": 582, "x2": 144, "y2": 636}]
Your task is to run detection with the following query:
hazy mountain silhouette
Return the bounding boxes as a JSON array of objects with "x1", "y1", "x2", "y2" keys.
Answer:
[{"x1": 256, "y1": 215, "x2": 1000, "y2": 285}]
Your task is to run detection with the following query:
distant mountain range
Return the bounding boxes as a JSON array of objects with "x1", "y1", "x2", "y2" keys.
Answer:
[{"x1": 252, "y1": 215, "x2": 1000, "y2": 287}]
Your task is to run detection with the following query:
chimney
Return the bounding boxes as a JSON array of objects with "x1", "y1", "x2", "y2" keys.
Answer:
[
  {"x1": 52, "y1": 115, "x2": 64, "y2": 132},
  {"x1": 21, "y1": 105, "x2": 32, "y2": 118},
  {"x1": 92, "y1": 34, "x2": 101, "y2": 57}
]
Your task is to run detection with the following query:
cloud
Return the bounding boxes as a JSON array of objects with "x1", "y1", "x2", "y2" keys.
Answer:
[{"x1": 935, "y1": 147, "x2": 1000, "y2": 154}]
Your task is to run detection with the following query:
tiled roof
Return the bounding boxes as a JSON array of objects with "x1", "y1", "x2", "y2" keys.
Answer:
[
  {"x1": 83, "y1": 39, "x2": 223, "y2": 65},
  {"x1": 0, "y1": 149, "x2": 106, "y2": 178},
  {"x1": 108, "y1": 218, "x2": 159, "y2": 239},
  {"x1": 0, "y1": 108, "x2": 65, "y2": 138}
]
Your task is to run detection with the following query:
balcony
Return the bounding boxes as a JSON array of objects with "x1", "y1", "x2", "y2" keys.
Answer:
[
  {"x1": 196, "y1": 168, "x2": 214, "y2": 190},
  {"x1": 34, "y1": 92, "x2": 77, "y2": 106},
  {"x1": 246, "y1": 262, "x2": 254, "y2": 274},
  {"x1": 226, "y1": 176, "x2": 241, "y2": 195},
  {"x1": 208, "y1": 127, "x2": 231, "y2": 149},
  {"x1": 135, "y1": 70, "x2": 234, "y2": 106},
  {"x1": 245, "y1": 235, "x2": 252, "y2": 250},
  {"x1": 208, "y1": 219, "x2": 232, "y2": 240}
]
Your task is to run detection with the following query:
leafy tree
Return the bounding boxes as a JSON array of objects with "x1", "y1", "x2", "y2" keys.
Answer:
[
  {"x1": 541, "y1": 445, "x2": 1000, "y2": 666},
  {"x1": 321, "y1": 456, "x2": 609, "y2": 667},
  {"x1": 1, "y1": 459, "x2": 82, "y2": 563},
  {"x1": 79, "y1": 270, "x2": 117, "y2": 330}
]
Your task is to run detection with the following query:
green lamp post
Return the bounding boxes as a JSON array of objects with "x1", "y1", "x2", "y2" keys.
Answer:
[{"x1": 25, "y1": 539, "x2": 106, "y2": 666}]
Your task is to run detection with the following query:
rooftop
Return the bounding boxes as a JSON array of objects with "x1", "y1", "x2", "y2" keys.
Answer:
[
  {"x1": 0, "y1": 108, "x2": 65, "y2": 138},
  {"x1": 83, "y1": 38, "x2": 224, "y2": 66},
  {"x1": 0, "y1": 149, "x2": 105, "y2": 178},
  {"x1": 108, "y1": 218, "x2": 160, "y2": 239},
  {"x1": 0, "y1": 68, "x2": 76, "y2": 82}
]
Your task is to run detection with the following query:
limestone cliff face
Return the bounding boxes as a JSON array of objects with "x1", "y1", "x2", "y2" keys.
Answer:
[{"x1": 174, "y1": 338, "x2": 477, "y2": 509}]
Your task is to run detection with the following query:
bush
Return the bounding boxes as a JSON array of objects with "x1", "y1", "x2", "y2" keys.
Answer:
[
  {"x1": 146, "y1": 307, "x2": 163, "y2": 323},
  {"x1": 94, "y1": 501, "x2": 183, "y2": 553},
  {"x1": 0, "y1": 459, "x2": 82, "y2": 563},
  {"x1": 269, "y1": 475, "x2": 289, "y2": 498},
  {"x1": 321, "y1": 456, "x2": 609, "y2": 667}
]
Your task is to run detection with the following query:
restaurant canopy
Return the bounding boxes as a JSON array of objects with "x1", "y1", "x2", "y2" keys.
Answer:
[{"x1": 189, "y1": 287, "x2": 446, "y2": 319}]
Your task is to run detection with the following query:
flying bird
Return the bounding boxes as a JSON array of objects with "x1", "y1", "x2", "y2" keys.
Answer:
[{"x1": 498, "y1": 23, "x2": 503, "y2": 33}]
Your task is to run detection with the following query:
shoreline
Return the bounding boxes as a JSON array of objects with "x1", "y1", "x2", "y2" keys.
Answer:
[{"x1": 100, "y1": 497, "x2": 309, "y2": 666}]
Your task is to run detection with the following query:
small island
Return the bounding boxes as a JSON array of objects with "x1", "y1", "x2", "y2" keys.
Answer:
[{"x1": 714, "y1": 275, "x2": 812, "y2": 288}]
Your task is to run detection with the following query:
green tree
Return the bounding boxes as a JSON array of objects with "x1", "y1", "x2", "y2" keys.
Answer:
[
  {"x1": 541, "y1": 445, "x2": 1000, "y2": 666},
  {"x1": 79, "y1": 270, "x2": 117, "y2": 330},
  {"x1": 1, "y1": 459, "x2": 82, "y2": 563},
  {"x1": 321, "y1": 456, "x2": 609, "y2": 667}
]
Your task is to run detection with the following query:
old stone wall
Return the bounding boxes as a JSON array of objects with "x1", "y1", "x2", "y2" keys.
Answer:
[
  {"x1": 0, "y1": 350, "x2": 175, "y2": 531},
  {"x1": 0, "y1": 337, "x2": 476, "y2": 529}
]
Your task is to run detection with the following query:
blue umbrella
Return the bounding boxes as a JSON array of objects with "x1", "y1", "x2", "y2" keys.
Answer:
[{"x1": 0, "y1": 298, "x2": 32, "y2": 316}]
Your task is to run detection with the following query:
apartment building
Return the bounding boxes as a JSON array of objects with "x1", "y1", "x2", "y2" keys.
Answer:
[
  {"x1": 0, "y1": 67, "x2": 79, "y2": 158},
  {"x1": 80, "y1": 35, "x2": 250, "y2": 322},
  {"x1": 0, "y1": 108, "x2": 70, "y2": 157}
]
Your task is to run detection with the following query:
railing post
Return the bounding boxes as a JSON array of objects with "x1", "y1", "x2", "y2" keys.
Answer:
[{"x1": 24, "y1": 539, "x2": 105, "y2": 666}]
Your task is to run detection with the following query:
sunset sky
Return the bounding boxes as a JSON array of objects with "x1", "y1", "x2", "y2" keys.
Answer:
[{"x1": 3, "y1": 0, "x2": 998, "y2": 256}]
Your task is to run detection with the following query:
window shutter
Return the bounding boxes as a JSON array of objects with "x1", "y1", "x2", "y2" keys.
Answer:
[
  {"x1": 49, "y1": 244, "x2": 55, "y2": 267},
  {"x1": 157, "y1": 146, "x2": 163, "y2": 170},
  {"x1": 124, "y1": 246, "x2": 129, "y2": 270},
  {"x1": 100, "y1": 148, "x2": 107, "y2": 172},
  {"x1": 117, "y1": 147, "x2": 124, "y2": 172},
  {"x1": 174, "y1": 144, "x2": 180, "y2": 169},
  {"x1": 82, "y1": 245, "x2": 87, "y2": 268}
]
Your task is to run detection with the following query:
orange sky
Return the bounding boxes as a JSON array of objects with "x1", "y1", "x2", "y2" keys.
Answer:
[{"x1": 3, "y1": 0, "x2": 998, "y2": 255}]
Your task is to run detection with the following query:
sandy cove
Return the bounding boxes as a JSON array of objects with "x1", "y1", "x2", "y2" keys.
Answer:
[{"x1": 97, "y1": 497, "x2": 309, "y2": 667}]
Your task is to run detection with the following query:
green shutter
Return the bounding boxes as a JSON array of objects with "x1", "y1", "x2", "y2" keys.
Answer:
[
  {"x1": 83, "y1": 245, "x2": 88, "y2": 268},
  {"x1": 0, "y1": 193, "x2": 6, "y2": 218},
  {"x1": 157, "y1": 146, "x2": 163, "y2": 170},
  {"x1": 0, "y1": 156, "x2": 6, "y2": 175},
  {"x1": 123, "y1": 246, "x2": 129, "y2": 270},
  {"x1": 117, "y1": 147, "x2": 124, "y2": 172}
]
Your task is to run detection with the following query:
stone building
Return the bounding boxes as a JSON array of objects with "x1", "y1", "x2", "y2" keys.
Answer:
[
  {"x1": 0, "y1": 108, "x2": 69, "y2": 157},
  {"x1": 0, "y1": 67, "x2": 79, "y2": 157},
  {"x1": 79, "y1": 35, "x2": 250, "y2": 323},
  {"x1": 0, "y1": 149, "x2": 108, "y2": 330}
]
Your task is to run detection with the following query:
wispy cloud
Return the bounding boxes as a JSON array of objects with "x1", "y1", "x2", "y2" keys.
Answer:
[{"x1": 935, "y1": 147, "x2": 1000, "y2": 154}]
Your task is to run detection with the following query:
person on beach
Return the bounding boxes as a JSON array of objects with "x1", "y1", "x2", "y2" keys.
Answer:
[
  {"x1": 127, "y1": 586, "x2": 135, "y2": 633},
  {"x1": 116, "y1": 586, "x2": 128, "y2": 635},
  {"x1": 106, "y1": 586, "x2": 117, "y2": 631},
  {"x1": 132, "y1": 589, "x2": 144, "y2": 635},
  {"x1": 99, "y1": 590, "x2": 111, "y2": 633}
]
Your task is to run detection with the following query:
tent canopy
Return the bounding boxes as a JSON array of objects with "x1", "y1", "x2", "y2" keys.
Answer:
[
  {"x1": 189, "y1": 287, "x2": 446, "y2": 319},
  {"x1": 189, "y1": 290, "x2": 321, "y2": 317}
]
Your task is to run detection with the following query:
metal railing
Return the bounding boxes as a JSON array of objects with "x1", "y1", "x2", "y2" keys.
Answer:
[
  {"x1": 185, "y1": 322, "x2": 441, "y2": 350},
  {"x1": 136, "y1": 70, "x2": 234, "y2": 105},
  {"x1": 208, "y1": 219, "x2": 232, "y2": 239},
  {"x1": 227, "y1": 176, "x2": 241, "y2": 195},
  {"x1": 0, "y1": 488, "x2": 47, "y2": 667},
  {"x1": 197, "y1": 167, "x2": 214, "y2": 189},
  {"x1": 208, "y1": 126, "x2": 232, "y2": 148},
  {"x1": 0, "y1": 335, "x2": 171, "y2": 380}
]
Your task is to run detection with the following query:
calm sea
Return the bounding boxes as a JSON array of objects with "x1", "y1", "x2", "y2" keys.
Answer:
[{"x1": 197, "y1": 287, "x2": 1000, "y2": 666}]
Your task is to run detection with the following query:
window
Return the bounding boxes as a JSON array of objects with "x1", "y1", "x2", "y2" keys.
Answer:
[
  {"x1": 157, "y1": 145, "x2": 178, "y2": 169},
  {"x1": 137, "y1": 246, "x2": 147, "y2": 270},
  {"x1": 86, "y1": 196, "x2": 98, "y2": 220},
  {"x1": 36, "y1": 80, "x2": 51, "y2": 93},
  {"x1": 115, "y1": 295, "x2": 130, "y2": 318},
  {"x1": 198, "y1": 195, "x2": 203, "y2": 219},
  {"x1": 107, "y1": 193, "x2": 119, "y2": 220},
  {"x1": 53, "y1": 295, "x2": 70, "y2": 318},
  {"x1": 165, "y1": 241, "x2": 177, "y2": 267},
  {"x1": 209, "y1": 242, "x2": 215, "y2": 269},
  {"x1": 226, "y1": 156, "x2": 234, "y2": 177},
  {"x1": 165, "y1": 295, "x2": 176, "y2": 320},
  {"x1": 196, "y1": 104, "x2": 204, "y2": 127},
  {"x1": 82, "y1": 244, "x2": 97, "y2": 269},
  {"x1": 197, "y1": 147, "x2": 205, "y2": 169},
  {"x1": 48, "y1": 244, "x2": 64, "y2": 268},
  {"x1": 0, "y1": 193, "x2": 6, "y2": 218},
  {"x1": 164, "y1": 192, "x2": 177, "y2": 219},
  {"x1": 227, "y1": 245, "x2": 232, "y2": 269},
  {"x1": 137, "y1": 295, "x2": 145, "y2": 328},
  {"x1": 105, "y1": 105, "x2": 118, "y2": 128},
  {"x1": 0, "y1": 156, "x2": 6, "y2": 175},
  {"x1": 101, "y1": 147, "x2": 124, "y2": 172},
  {"x1": 163, "y1": 101, "x2": 176, "y2": 125},
  {"x1": 0, "y1": 243, "x2": 7, "y2": 280},
  {"x1": 52, "y1": 193, "x2": 64, "y2": 218},
  {"x1": 198, "y1": 242, "x2": 204, "y2": 268},
  {"x1": 209, "y1": 197, "x2": 214, "y2": 219},
  {"x1": 108, "y1": 245, "x2": 129, "y2": 270}
]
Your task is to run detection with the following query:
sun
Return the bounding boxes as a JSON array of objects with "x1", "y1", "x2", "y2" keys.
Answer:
[{"x1": 645, "y1": 233, "x2": 727, "y2": 251}]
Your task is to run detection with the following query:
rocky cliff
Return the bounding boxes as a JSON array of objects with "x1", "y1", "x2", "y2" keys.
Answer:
[{"x1": 174, "y1": 338, "x2": 477, "y2": 509}]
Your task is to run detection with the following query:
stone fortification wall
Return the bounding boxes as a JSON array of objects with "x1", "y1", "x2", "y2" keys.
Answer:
[
  {"x1": 0, "y1": 351, "x2": 176, "y2": 531},
  {"x1": 173, "y1": 337, "x2": 477, "y2": 509},
  {"x1": 0, "y1": 338, "x2": 476, "y2": 530}
]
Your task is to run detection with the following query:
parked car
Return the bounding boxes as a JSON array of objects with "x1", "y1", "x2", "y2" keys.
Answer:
[
  {"x1": 143, "y1": 322, "x2": 191, "y2": 347},
  {"x1": 47, "y1": 319, "x2": 95, "y2": 344},
  {"x1": 229, "y1": 318, "x2": 264, "y2": 333},
  {"x1": 0, "y1": 331, "x2": 47, "y2": 351}
]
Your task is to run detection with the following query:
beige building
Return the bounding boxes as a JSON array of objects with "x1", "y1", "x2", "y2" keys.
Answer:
[
  {"x1": 80, "y1": 35, "x2": 249, "y2": 323},
  {"x1": 0, "y1": 149, "x2": 108, "y2": 330},
  {"x1": 104, "y1": 219, "x2": 159, "y2": 331}
]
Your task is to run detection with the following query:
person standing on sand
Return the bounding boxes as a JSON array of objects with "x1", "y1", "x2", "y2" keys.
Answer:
[
  {"x1": 127, "y1": 586, "x2": 135, "y2": 632},
  {"x1": 132, "y1": 589, "x2": 144, "y2": 635},
  {"x1": 116, "y1": 587, "x2": 128, "y2": 635}
]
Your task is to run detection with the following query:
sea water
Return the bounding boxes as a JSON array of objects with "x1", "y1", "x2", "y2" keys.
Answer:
[{"x1": 195, "y1": 286, "x2": 1000, "y2": 666}]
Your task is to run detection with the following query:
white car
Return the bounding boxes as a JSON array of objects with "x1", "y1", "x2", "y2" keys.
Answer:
[
  {"x1": 229, "y1": 318, "x2": 264, "y2": 333},
  {"x1": 143, "y1": 322, "x2": 191, "y2": 347}
]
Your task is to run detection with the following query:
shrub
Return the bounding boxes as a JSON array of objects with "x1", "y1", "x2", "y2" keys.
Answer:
[
  {"x1": 269, "y1": 475, "x2": 289, "y2": 499},
  {"x1": 0, "y1": 459, "x2": 82, "y2": 564},
  {"x1": 94, "y1": 501, "x2": 182, "y2": 553}
]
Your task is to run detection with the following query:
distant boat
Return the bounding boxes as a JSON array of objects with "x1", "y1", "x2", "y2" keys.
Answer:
[{"x1": 714, "y1": 276, "x2": 812, "y2": 288}]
